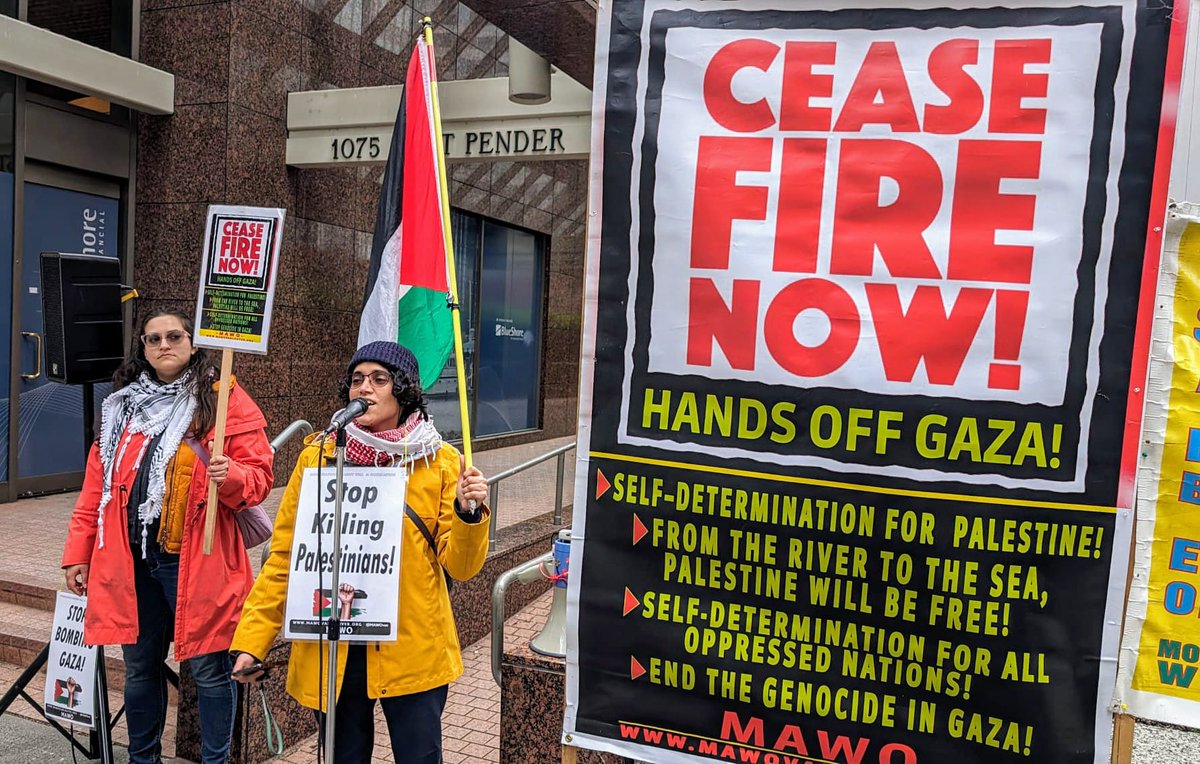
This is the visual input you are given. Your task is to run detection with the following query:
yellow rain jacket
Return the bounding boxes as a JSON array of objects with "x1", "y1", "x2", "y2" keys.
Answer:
[{"x1": 230, "y1": 434, "x2": 490, "y2": 708}]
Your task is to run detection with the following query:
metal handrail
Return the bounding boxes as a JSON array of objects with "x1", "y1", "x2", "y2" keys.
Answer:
[
  {"x1": 270, "y1": 420, "x2": 314, "y2": 453},
  {"x1": 484, "y1": 442, "x2": 575, "y2": 550},
  {"x1": 486, "y1": 442, "x2": 575, "y2": 484},
  {"x1": 491, "y1": 552, "x2": 556, "y2": 685},
  {"x1": 260, "y1": 420, "x2": 315, "y2": 566}
]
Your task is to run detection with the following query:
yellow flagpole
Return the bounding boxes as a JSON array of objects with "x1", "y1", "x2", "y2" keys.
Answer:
[{"x1": 423, "y1": 18, "x2": 474, "y2": 468}]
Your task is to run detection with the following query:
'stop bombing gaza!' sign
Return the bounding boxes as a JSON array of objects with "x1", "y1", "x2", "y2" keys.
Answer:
[{"x1": 564, "y1": 1, "x2": 1186, "y2": 763}]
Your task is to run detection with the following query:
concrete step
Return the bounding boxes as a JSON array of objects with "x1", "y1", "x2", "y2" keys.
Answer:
[{"x1": 0, "y1": 577, "x2": 58, "y2": 612}]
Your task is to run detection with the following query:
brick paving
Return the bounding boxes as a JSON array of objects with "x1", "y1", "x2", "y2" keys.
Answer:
[{"x1": 0, "y1": 435, "x2": 574, "y2": 763}]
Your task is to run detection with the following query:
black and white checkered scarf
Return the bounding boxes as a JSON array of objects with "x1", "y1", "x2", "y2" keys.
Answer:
[{"x1": 96, "y1": 370, "x2": 198, "y2": 557}]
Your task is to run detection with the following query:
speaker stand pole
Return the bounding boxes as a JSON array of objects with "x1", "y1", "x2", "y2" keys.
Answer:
[
  {"x1": 82, "y1": 382, "x2": 95, "y2": 454},
  {"x1": 323, "y1": 423, "x2": 348, "y2": 764}
]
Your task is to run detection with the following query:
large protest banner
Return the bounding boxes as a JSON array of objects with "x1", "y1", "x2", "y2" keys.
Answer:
[
  {"x1": 564, "y1": 1, "x2": 1187, "y2": 763},
  {"x1": 1116, "y1": 206, "x2": 1200, "y2": 725}
]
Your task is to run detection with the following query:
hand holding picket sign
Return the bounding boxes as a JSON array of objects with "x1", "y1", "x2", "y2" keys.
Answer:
[
  {"x1": 207, "y1": 441, "x2": 230, "y2": 486},
  {"x1": 64, "y1": 563, "x2": 89, "y2": 596}
]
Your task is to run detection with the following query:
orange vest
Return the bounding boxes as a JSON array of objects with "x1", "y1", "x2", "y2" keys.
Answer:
[{"x1": 157, "y1": 443, "x2": 199, "y2": 553}]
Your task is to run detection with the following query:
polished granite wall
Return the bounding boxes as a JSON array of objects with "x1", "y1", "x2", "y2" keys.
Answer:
[{"x1": 134, "y1": 0, "x2": 586, "y2": 474}]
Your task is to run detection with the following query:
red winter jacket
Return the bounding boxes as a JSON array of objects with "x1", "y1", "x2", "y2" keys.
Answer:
[{"x1": 61, "y1": 382, "x2": 274, "y2": 661}]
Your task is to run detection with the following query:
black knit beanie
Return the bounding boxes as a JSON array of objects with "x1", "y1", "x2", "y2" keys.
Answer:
[{"x1": 347, "y1": 341, "x2": 420, "y2": 386}]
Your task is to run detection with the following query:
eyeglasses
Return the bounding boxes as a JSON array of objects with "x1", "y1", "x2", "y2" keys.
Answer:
[
  {"x1": 140, "y1": 330, "x2": 191, "y2": 347},
  {"x1": 350, "y1": 371, "x2": 393, "y2": 389}
]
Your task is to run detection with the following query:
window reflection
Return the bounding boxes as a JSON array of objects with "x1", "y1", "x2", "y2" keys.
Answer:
[{"x1": 426, "y1": 210, "x2": 546, "y2": 441}]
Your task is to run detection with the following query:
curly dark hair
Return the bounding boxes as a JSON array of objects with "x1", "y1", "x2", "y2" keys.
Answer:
[
  {"x1": 111, "y1": 308, "x2": 220, "y2": 436},
  {"x1": 338, "y1": 363, "x2": 428, "y2": 425}
]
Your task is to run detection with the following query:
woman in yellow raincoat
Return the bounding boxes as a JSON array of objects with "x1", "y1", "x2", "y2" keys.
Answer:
[{"x1": 230, "y1": 341, "x2": 490, "y2": 764}]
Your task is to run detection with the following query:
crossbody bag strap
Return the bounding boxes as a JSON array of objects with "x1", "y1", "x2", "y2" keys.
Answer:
[
  {"x1": 183, "y1": 434, "x2": 209, "y2": 466},
  {"x1": 404, "y1": 504, "x2": 453, "y2": 590},
  {"x1": 404, "y1": 503, "x2": 437, "y2": 553}
]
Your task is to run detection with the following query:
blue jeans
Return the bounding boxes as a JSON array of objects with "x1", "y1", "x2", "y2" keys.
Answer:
[{"x1": 122, "y1": 547, "x2": 235, "y2": 764}]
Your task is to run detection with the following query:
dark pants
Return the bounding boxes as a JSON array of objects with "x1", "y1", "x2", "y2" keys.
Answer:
[
  {"x1": 316, "y1": 645, "x2": 448, "y2": 764},
  {"x1": 122, "y1": 548, "x2": 235, "y2": 764}
]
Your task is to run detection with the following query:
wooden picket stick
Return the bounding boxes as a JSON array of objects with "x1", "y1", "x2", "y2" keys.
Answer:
[
  {"x1": 203, "y1": 348, "x2": 234, "y2": 555},
  {"x1": 561, "y1": 744, "x2": 578, "y2": 763},
  {"x1": 1111, "y1": 714, "x2": 1135, "y2": 764},
  {"x1": 1109, "y1": 510, "x2": 1140, "y2": 763}
]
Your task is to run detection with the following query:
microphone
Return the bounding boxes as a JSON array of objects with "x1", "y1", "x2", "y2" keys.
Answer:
[{"x1": 323, "y1": 398, "x2": 370, "y2": 434}]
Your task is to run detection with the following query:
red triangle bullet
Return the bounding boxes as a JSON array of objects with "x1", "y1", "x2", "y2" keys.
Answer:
[
  {"x1": 596, "y1": 468, "x2": 611, "y2": 500},
  {"x1": 623, "y1": 588, "x2": 640, "y2": 616},
  {"x1": 632, "y1": 514, "x2": 648, "y2": 545},
  {"x1": 630, "y1": 656, "x2": 646, "y2": 680}
]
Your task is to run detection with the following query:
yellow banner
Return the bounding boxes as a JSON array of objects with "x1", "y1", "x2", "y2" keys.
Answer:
[{"x1": 1121, "y1": 217, "x2": 1200, "y2": 723}]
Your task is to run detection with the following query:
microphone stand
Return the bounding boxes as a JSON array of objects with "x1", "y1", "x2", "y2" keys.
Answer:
[{"x1": 323, "y1": 423, "x2": 348, "y2": 762}]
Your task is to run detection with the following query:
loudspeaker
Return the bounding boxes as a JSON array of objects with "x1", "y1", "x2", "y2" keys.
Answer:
[
  {"x1": 530, "y1": 530, "x2": 570, "y2": 658},
  {"x1": 40, "y1": 252, "x2": 124, "y2": 384}
]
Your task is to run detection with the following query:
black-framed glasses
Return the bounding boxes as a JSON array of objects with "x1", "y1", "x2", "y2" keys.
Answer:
[
  {"x1": 140, "y1": 330, "x2": 190, "y2": 347},
  {"x1": 350, "y1": 371, "x2": 393, "y2": 389}
]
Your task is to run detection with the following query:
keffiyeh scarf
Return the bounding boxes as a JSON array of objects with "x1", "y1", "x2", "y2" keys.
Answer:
[
  {"x1": 96, "y1": 370, "x2": 198, "y2": 556},
  {"x1": 345, "y1": 412, "x2": 442, "y2": 468}
]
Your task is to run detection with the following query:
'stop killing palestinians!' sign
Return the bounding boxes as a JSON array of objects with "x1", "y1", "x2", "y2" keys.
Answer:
[{"x1": 194, "y1": 205, "x2": 285, "y2": 354}]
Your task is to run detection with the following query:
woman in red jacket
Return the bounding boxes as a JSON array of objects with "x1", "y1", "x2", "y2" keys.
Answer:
[{"x1": 61, "y1": 308, "x2": 273, "y2": 764}]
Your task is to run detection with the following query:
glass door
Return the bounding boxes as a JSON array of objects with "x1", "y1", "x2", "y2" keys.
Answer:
[
  {"x1": 15, "y1": 174, "x2": 120, "y2": 491},
  {"x1": 0, "y1": 170, "x2": 11, "y2": 485}
]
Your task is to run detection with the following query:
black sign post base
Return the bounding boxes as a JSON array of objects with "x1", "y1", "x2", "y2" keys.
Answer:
[{"x1": 0, "y1": 643, "x2": 179, "y2": 762}]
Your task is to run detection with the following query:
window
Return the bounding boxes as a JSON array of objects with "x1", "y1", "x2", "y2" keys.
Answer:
[
  {"x1": 24, "y1": 0, "x2": 133, "y2": 116},
  {"x1": 426, "y1": 211, "x2": 546, "y2": 441},
  {"x1": 476, "y1": 221, "x2": 543, "y2": 436},
  {"x1": 26, "y1": 0, "x2": 132, "y2": 56},
  {"x1": 0, "y1": 72, "x2": 13, "y2": 173}
]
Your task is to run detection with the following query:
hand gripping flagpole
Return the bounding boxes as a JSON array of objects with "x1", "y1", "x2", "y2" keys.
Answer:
[{"x1": 423, "y1": 18, "x2": 477, "y2": 487}]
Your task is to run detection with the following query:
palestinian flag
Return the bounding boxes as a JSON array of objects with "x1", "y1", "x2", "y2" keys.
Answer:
[
  {"x1": 312, "y1": 590, "x2": 332, "y2": 618},
  {"x1": 357, "y1": 34, "x2": 452, "y2": 390},
  {"x1": 311, "y1": 590, "x2": 362, "y2": 618}
]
